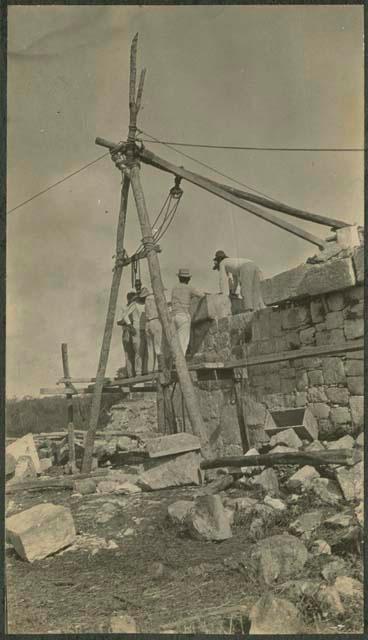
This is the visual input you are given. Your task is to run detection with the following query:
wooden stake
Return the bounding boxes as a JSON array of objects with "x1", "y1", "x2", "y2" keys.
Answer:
[
  {"x1": 61, "y1": 343, "x2": 77, "y2": 474},
  {"x1": 81, "y1": 174, "x2": 130, "y2": 472},
  {"x1": 233, "y1": 367, "x2": 250, "y2": 453}
]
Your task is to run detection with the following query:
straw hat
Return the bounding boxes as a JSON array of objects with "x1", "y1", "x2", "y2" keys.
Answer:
[{"x1": 177, "y1": 268, "x2": 191, "y2": 278}]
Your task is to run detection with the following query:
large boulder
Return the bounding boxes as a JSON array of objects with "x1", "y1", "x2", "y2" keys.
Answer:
[
  {"x1": 137, "y1": 451, "x2": 202, "y2": 491},
  {"x1": 252, "y1": 534, "x2": 308, "y2": 585},
  {"x1": 184, "y1": 495, "x2": 232, "y2": 541},
  {"x1": 6, "y1": 503, "x2": 76, "y2": 562},
  {"x1": 286, "y1": 465, "x2": 320, "y2": 491},
  {"x1": 335, "y1": 462, "x2": 363, "y2": 502}
]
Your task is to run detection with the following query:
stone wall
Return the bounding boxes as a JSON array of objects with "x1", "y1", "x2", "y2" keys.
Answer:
[{"x1": 179, "y1": 246, "x2": 364, "y2": 455}]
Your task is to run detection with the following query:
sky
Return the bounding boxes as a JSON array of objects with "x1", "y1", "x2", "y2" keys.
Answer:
[{"x1": 7, "y1": 5, "x2": 364, "y2": 398}]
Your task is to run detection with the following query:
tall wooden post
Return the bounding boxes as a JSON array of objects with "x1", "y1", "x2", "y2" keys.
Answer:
[
  {"x1": 129, "y1": 165, "x2": 205, "y2": 438},
  {"x1": 61, "y1": 343, "x2": 77, "y2": 473},
  {"x1": 82, "y1": 174, "x2": 130, "y2": 472}
]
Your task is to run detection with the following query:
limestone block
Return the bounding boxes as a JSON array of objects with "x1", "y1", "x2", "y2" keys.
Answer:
[
  {"x1": 347, "y1": 377, "x2": 364, "y2": 395},
  {"x1": 286, "y1": 466, "x2": 320, "y2": 491},
  {"x1": 310, "y1": 478, "x2": 343, "y2": 505},
  {"x1": 6, "y1": 503, "x2": 76, "y2": 562},
  {"x1": 322, "y1": 358, "x2": 346, "y2": 385},
  {"x1": 295, "y1": 392, "x2": 307, "y2": 407},
  {"x1": 325, "y1": 435, "x2": 355, "y2": 450},
  {"x1": 308, "y1": 387, "x2": 328, "y2": 403},
  {"x1": 185, "y1": 495, "x2": 232, "y2": 541},
  {"x1": 308, "y1": 370, "x2": 324, "y2": 386},
  {"x1": 300, "y1": 327, "x2": 316, "y2": 345},
  {"x1": 327, "y1": 292, "x2": 345, "y2": 312},
  {"x1": 297, "y1": 258, "x2": 356, "y2": 298},
  {"x1": 280, "y1": 378, "x2": 296, "y2": 394},
  {"x1": 285, "y1": 331, "x2": 301, "y2": 350},
  {"x1": 191, "y1": 294, "x2": 231, "y2": 324},
  {"x1": 167, "y1": 500, "x2": 194, "y2": 525},
  {"x1": 353, "y1": 246, "x2": 364, "y2": 283},
  {"x1": 289, "y1": 510, "x2": 323, "y2": 537},
  {"x1": 330, "y1": 406, "x2": 351, "y2": 426},
  {"x1": 282, "y1": 306, "x2": 310, "y2": 330},
  {"x1": 146, "y1": 433, "x2": 201, "y2": 458},
  {"x1": 325, "y1": 387, "x2": 349, "y2": 405},
  {"x1": 249, "y1": 595, "x2": 304, "y2": 634},
  {"x1": 252, "y1": 534, "x2": 308, "y2": 585},
  {"x1": 251, "y1": 468, "x2": 279, "y2": 497},
  {"x1": 325, "y1": 311, "x2": 344, "y2": 330},
  {"x1": 310, "y1": 298, "x2": 325, "y2": 323},
  {"x1": 261, "y1": 264, "x2": 311, "y2": 305},
  {"x1": 39, "y1": 458, "x2": 53, "y2": 472},
  {"x1": 296, "y1": 370, "x2": 308, "y2": 391},
  {"x1": 345, "y1": 359, "x2": 364, "y2": 377},
  {"x1": 310, "y1": 403, "x2": 330, "y2": 420},
  {"x1": 344, "y1": 318, "x2": 364, "y2": 340},
  {"x1": 6, "y1": 433, "x2": 41, "y2": 474},
  {"x1": 335, "y1": 462, "x2": 363, "y2": 502},
  {"x1": 5, "y1": 453, "x2": 16, "y2": 477},
  {"x1": 9, "y1": 456, "x2": 37, "y2": 483},
  {"x1": 349, "y1": 396, "x2": 363, "y2": 429},
  {"x1": 137, "y1": 451, "x2": 202, "y2": 490},
  {"x1": 336, "y1": 225, "x2": 361, "y2": 249}
]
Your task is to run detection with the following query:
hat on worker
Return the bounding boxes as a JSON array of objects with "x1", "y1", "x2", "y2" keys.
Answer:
[
  {"x1": 177, "y1": 268, "x2": 191, "y2": 278},
  {"x1": 214, "y1": 250, "x2": 227, "y2": 261},
  {"x1": 139, "y1": 287, "x2": 151, "y2": 298}
]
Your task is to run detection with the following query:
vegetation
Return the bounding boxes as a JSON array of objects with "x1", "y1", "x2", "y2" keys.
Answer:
[{"x1": 6, "y1": 393, "x2": 121, "y2": 438}]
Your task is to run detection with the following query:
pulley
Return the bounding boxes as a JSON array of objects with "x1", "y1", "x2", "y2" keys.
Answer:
[{"x1": 169, "y1": 176, "x2": 183, "y2": 200}]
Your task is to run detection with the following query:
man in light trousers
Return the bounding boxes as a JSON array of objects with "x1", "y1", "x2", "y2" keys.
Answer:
[
  {"x1": 213, "y1": 250, "x2": 266, "y2": 312},
  {"x1": 171, "y1": 268, "x2": 205, "y2": 355},
  {"x1": 139, "y1": 287, "x2": 163, "y2": 372}
]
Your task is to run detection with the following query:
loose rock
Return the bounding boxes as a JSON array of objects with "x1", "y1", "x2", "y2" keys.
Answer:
[
  {"x1": 310, "y1": 478, "x2": 343, "y2": 505},
  {"x1": 325, "y1": 435, "x2": 355, "y2": 450},
  {"x1": 334, "y1": 576, "x2": 363, "y2": 599},
  {"x1": 185, "y1": 495, "x2": 232, "y2": 541},
  {"x1": 6, "y1": 503, "x2": 76, "y2": 562},
  {"x1": 74, "y1": 479, "x2": 96, "y2": 495},
  {"x1": 249, "y1": 594, "x2": 304, "y2": 634},
  {"x1": 6, "y1": 433, "x2": 41, "y2": 474},
  {"x1": 317, "y1": 585, "x2": 344, "y2": 616},
  {"x1": 286, "y1": 465, "x2": 320, "y2": 491},
  {"x1": 110, "y1": 614, "x2": 137, "y2": 633},
  {"x1": 252, "y1": 534, "x2": 308, "y2": 585},
  {"x1": 167, "y1": 500, "x2": 194, "y2": 525},
  {"x1": 335, "y1": 462, "x2": 363, "y2": 502},
  {"x1": 251, "y1": 468, "x2": 279, "y2": 497},
  {"x1": 145, "y1": 433, "x2": 201, "y2": 458},
  {"x1": 269, "y1": 429, "x2": 303, "y2": 450},
  {"x1": 325, "y1": 512, "x2": 354, "y2": 528},
  {"x1": 137, "y1": 451, "x2": 202, "y2": 491},
  {"x1": 264, "y1": 496, "x2": 286, "y2": 512},
  {"x1": 5, "y1": 453, "x2": 16, "y2": 477},
  {"x1": 321, "y1": 558, "x2": 347, "y2": 582},
  {"x1": 289, "y1": 510, "x2": 323, "y2": 538},
  {"x1": 311, "y1": 539, "x2": 331, "y2": 555}
]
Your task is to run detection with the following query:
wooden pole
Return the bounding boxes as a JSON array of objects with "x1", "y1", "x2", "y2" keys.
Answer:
[
  {"x1": 81, "y1": 174, "x2": 130, "y2": 472},
  {"x1": 61, "y1": 343, "x2": 77, "y2": 473},
  {"x1": 129, "y1": 165, "x2": 205, "y2": 438},
  {"x1": 233, "y1": 367, "x2": 250, "y2": 453},
  {"x1": 200, "y1": 448, "x2": 353, "y2": 470}
]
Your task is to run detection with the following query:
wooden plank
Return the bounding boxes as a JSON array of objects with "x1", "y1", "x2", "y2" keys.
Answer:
[
  {"x1": 40, "y1": 387, "x2": 77, "y2": 396},
  {"x1": 6, "y1": 470, "x2": 109, "y2": 494},
  {"x1": 200, "y1": 448, "x2": 353, "y2": 470}
]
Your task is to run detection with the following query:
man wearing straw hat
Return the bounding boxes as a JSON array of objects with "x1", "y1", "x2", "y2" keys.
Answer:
[
  {"x1": 171, "y1": 268, "x2": 205, "y2": 355},
  {"x1": 212, "y1": 250, "x2": 265, "y2": 312}
]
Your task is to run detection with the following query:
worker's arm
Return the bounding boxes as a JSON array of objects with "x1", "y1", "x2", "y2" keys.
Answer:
[{"x1": 191, "y1": 286, "x2": 206, "y2": 299}]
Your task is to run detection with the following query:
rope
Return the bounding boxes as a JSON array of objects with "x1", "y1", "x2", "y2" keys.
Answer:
[{"x1": 139, "y1": 139, "x2": 364, "y2": 152}]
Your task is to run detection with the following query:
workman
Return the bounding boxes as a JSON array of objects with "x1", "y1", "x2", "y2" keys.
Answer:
[
  {"x1": 117, "y1": 290, "x2": 147, "y2": 376},
  {"x1": 171, "y1": 268, "x2": 205, "y2": 355},
  {"x1": 213, "y1": 250, "x2": 266, "y2": 312},
  {"x1": 139, "y1": 287, "x2": 163, "y2": 372},
  {"x1": 117, "y1": 291, "x2": 137, "y2": 377}
]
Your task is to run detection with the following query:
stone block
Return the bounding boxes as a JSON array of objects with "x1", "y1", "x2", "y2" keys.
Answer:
[
  {"x1": 286, "y1": 466, "x2": 320, "y2": 491},
  {"x1": 247, "y1": 398, "x2": 267, "y2": 427},
  {"x1": 325, "y1": 386, "x2": 349, "y2": 405},
  {"x1": 269, "y1": 428, "x2": 303, "y2": 450},
  {"x1": 285, "y1": 331, "x2": 301, "y2": 350},
  {"x1": 261, "y1": 264, "x2": 311, "y2": 305},
  {"x1": 347, "y1": 377, "x2": 364, "y2": 395},
  {"x1": 289, "y1": 510, "x2": 323, "y2": 537},
  {"x1": 346, "y1": 284, "x2": 364, "y2": 303},
  {"x1": 6, "y1": 433, "x2": 41, "y2": 475},
  {"x1": 251, "y1": 308, "x2": 274, "y2": 341},
  {"x1": 325, "y1": 311, "x2": 344, "y2": 330},
  {"x1": 308, "y1": 370, "x2": 324, "y2": 386},
  {"x1": 282, "y1": 306, "x2": 310, "y2": 330},
  {"x1": 263, "y1": 374, "x2": 281, "y2": 394},
  {"x1": 299, "y1": 327, "x2": 316, "y2": 345},
  {"x1": 74, "y1": 479, "x2": 97, "y2": 495},
  {"x1": 249, "y1": 595, "x2": 304, "y2": 634},
  {"x1": 349, "y1": 396, "x2": 363, "y2": 429},
  {"x1": 192, "y1": 294, "x2": 231, "y2": 324},
  {"x1": 305, "y1": 440, "x2": 325, "y2": 452},
  {"x1": 315, "y1": 322, "x2": 326, "y2": 332},
  {"x1": 335, "y1": 462, "x2": 363, "y2": 502},
  {"x1": 310, "y1": 478, "x2": 343, "y2": 505},
  {"x1": 344, "y1": 318, "x2": 364, "y2": 340},
  {"x1": 252, "y1": 534, "x2": 308, "y2": 585},
  {"x1": 336, "y1": 224, "x2": 361, "y2": 249},
  {"x1": 316, "y1": 329, "x2": 345, "y2": 346},
  {"x1": 39, "y1": 458, "x2": 53, "y2": 472},
  {"x1": 330, "y1": 407, "x2": 351, "y2": 426},
  {"x1": 345, "y1": 359, "x2": 364, "y2": 377},
  {"x1": 9, "y1": 456, "x2": 37, "y2": 483},
  {"x1": 297, "y1": 258, "x2": 356, "y2": 298},
  {"x1": 269, "y1": 311, "x2": 283, "y2": 337},
  {"x1": 280, "y1": 378, "x2": 296, "y2": 394},
  {"x1": 146, "y1": 433, "x2": 201, "y2": 459},
  {"x1": 346, "y1": 301, "x2": 364, "y2": 319},
  {"x1": 325, "y1": 434, "x2": 355, "y2": 450},
  {"x1": 5, "y1": 453, "x2": 16, "y2": 477},
  {"x1": 296, "y1": 370, "x2": 308, "y2": 391},
  {"x1": 185, "y1": 495, "x2": 232, "y2": 541},
  {"x1": 295, "y1": 392, "x2": 307, "y2": 407},
  {"x1": 308, "y1": 387, "x2": 328, "y2": 403},
  {"x1": 310, "y1": 298, "x2": 325, "y2": 323},
  {"x1": 303, "y1": 357, "x2": 322, "y2": 370},
  {"x1": 167, "y1": 500, "x2": 194, "y2": 525},
  {"x1": 137, "y1": 451, "x2": 202, "y2": 490},
  {"x1": 327, "y1": 292, "x2": 345, "y2": 312},
  {"x1": 251, "y1": 468, "x2": 279, "y2": 497},
  {"x1": 310, "y1": 403, "x2": 330, "y2": 420},
  {"x1": 322, "y1": 358, "x2": 346, "y2": 385},
  {"x1": 353, "y1": 246, "x2": 364, "y2": 283},
  {"x1": 6, "y1": 503, "x2": 76, "y2": 562}
]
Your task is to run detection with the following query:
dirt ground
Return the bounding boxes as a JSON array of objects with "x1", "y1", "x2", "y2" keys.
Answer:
[{"x1": 6, "y1": 477, "x2": 364, "y2": 635}]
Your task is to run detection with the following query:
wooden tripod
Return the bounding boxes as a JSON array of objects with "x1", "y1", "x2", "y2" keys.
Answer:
[{"x1": 82, "y1": 34, "x2": 204, "y2": 472}]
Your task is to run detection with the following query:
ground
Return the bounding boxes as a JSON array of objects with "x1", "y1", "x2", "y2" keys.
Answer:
[{"x1": 6, "y1": 477, "x2": 363, "y2": 634}]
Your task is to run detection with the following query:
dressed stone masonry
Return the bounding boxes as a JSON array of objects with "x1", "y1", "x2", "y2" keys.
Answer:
[{"x1": 179, "y1": 244, "x2": 364, "y2": 455}]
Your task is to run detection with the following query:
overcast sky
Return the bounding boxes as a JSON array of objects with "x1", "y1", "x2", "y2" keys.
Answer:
[{"x1": 7, "y1": 5, "x2": 364, "y2": 398}]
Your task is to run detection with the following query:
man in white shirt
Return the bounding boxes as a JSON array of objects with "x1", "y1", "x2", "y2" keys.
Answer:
[
  {"x1": 213, "y1": 250, "x2": 266, "y2": 312},
  {"x1": 117, "y1": 291, "x2": 137, "y2": 377},
  {"x1": 171, "y1": 268, "x2": 205, "y2": 355},
  {"x1": 117, "y1": 290, "x2": 147, "y2": 376},
  {"x1": 139, "y1": 287, "x2": 163, "y2": 372}
]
